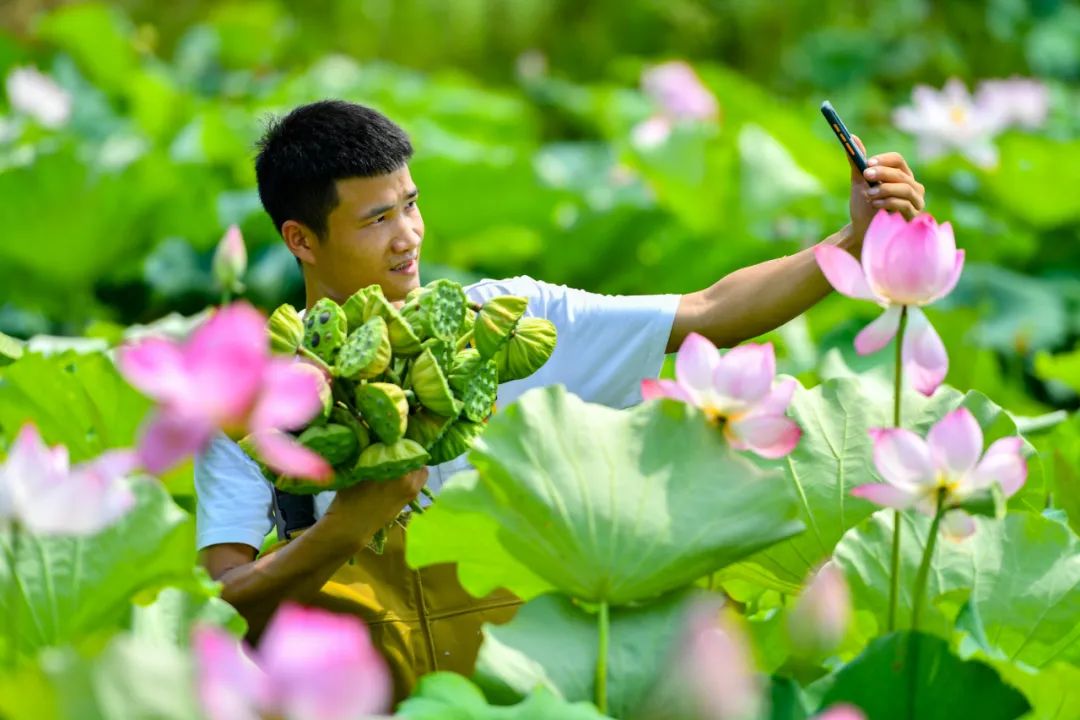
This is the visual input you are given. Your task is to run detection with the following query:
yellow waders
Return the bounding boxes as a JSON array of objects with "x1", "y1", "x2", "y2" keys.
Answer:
[{"x1": 263, "y1": 522, "x2": 520, "y2": 703}]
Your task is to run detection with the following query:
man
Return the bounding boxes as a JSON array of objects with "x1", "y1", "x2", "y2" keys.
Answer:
[{"x1": 196, "y1": 100, "x2": 924, "y2": 695}]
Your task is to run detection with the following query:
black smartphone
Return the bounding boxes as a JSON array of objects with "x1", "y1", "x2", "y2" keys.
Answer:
[{"x1": 820, "y1": 100, "x2": 878, "y2": 187}]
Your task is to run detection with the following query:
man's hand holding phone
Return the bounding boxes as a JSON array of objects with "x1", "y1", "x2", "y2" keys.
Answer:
[{"x1": 821, "y1": 101, "x2": 926, "y2": 249}]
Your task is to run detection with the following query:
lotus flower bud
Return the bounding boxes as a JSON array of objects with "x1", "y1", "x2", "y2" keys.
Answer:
[
  {"x1": 788, "y1": 561, "x2": 851, "y2": 657},
  {"x1": 494, "y1": 317, "x2": 557, "y2": 382},
  {"x1": 212, "y1": 225, "x2": 247, "y2": 295}
]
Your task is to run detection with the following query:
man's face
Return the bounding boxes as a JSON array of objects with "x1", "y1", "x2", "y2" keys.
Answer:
[{"x1": 307, "y1": 165, "x2": 424, "y2": 304}]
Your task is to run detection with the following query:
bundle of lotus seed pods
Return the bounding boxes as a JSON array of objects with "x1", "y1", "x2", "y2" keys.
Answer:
[{"x1": 250, "y1": 279, "x2": 557, "y2": 503}]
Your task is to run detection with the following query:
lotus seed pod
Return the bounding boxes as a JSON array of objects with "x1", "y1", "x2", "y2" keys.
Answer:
[
  {"x1": 355, "y1": 382, "x2": 409, "y2": 444},
  {"x1": 330, "y1": 404, "x2": 371, "y2": 451},
  {"x1": 427, "y1": 419, "x2": 485, "y2": 465},
  {"x1": 359, "y1": 288, "x2": 424, "y2": 356},
  {"x1": 474, "y1": 295, "x2": 528, "y2": 359},
  {"x1": 353, "y1": 438, "x2": 429, "y2": 481},
  {"x1": 303, "y1": 298, "x2": 348, "y2": 364},
  {"x1": 419, "y1": 279, "x2": 466, "y2": 342},
  {"x1": 267, "y1": 304, "x2": 305, "y2": 355},
  {"x1": 494, "y1": 317, "x2": 557, "y2": 382},
  {"x1": 335, "y1": 317, "x2": 392, "y2": 381},
  {"x1": 404, "y1": 286, "x2": 426, "y2": 305},
  {"x1": 456, "y1": 307, "x2": 477, "y2": 351},
  {"x1": 421, "y1": 337, "x2": 455, "y2": 375},
  {"x1": 449, "y1": 350, "x2": 499, "y2": 423},
  {"x1": 342, "y1": 285, "x2": 382, "y2": 329},
  {"x1": 404, "y1": 408, "x2": 455, "y2": 450},
  {"x1": 408, "y1": 348, "x2": 462, "y2": 418},
  {"x1": 297, "y1": 423, "x2": 360, "y2": 467}
]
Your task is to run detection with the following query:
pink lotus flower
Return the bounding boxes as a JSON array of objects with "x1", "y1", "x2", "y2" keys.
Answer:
[
  {"x1": 118, "y1": 303, "x2": 332, "y2": 482},
  {"x1": 852, "y1": 407, "x2": 1027, "y2": 538},
  {"x1": 0, "y1": 424, "x2": 135, "y2": 535},
  {"x1": 892, "y1": 78, "x2": 1006, "y2": 168},
  {"x1": 642, "y1": 334, "x2": 801, "y2": 458},
  {"x1": 642, "y1": 61, "x2": 719, "y2": 121},
  {"x1": 789, "y1": 561, "x2": 851, "y2": 656},
  {"x1": 975, "y1": 77, "x2": 1050, "y2": 131},
  {"x1": 814, "y1": 210, "x2": 964, "y2": 396},
  {"x1": 212, "y1": 225, "x2": 247, "y2": 295},
  {"x1": 194, "y1": 603, "x2": 392, "y2": 720}
]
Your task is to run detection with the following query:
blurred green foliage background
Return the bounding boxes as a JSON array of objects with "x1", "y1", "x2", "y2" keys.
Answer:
[{"x1": 2, "y1": 0, "x2": 1080, "y2": 421}]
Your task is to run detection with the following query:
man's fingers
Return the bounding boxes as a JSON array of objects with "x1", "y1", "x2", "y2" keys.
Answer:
[
  {"x1": 869, "y1": 197, "x2": 921, "y2": 220},
  {"x1": 849, "y1": 134, "x2": 868, "y2": 180},
  {"x1": 868, "y1": 182, "x2": 925, "y2": 212},
  {"x1": 866, "y1": 151, "x2": 913, "y2": 176}
]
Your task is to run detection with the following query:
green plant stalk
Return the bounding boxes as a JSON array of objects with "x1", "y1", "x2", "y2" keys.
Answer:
[
  {"x1": 7, "y1": 522, "x2": 19, "y2": 670},
  {"x1": 910, "y1": 489, "x2": 947, "y2": 632},
  {"x1": 596, "y1": 600, "x2": 610, "y2": 714},
  {"x1": 887, "y1": 306, "x2": 910, "y2": 633}
]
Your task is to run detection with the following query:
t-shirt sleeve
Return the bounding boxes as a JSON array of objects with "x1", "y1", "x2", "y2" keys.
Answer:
[
  {"x1": 467, "y1": 276, "x2": 681, "y2": 409},
  {"x1": 194, "y1": 433, "x2": 275, "y2": 552}
]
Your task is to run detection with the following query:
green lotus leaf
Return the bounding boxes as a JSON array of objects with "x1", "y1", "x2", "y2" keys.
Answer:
[
  {"x1": 729, "y1": 378, "x2": 1040, "y2": 593},
  {"x1": 474, "y1": 295, "x2": 528, "y2": 359},
  {"x1": 407, "y1": 385, "x2": 804, "y2": 604},
  {"x1": 473, "y1": 591, "x2": 695, "y2": 719},
  {"x1": 267, "y1": 303, "x2": 304, "y2": 355},
  {"x1": 816, "y1": 631, "x2": 1028, "y2": 720},
  {"x1": 836, "y1": 510, "x2": 1080, "y2": 669},
  {"x1": 355, "y1": 382, "x2": 409, "y2": 445}
]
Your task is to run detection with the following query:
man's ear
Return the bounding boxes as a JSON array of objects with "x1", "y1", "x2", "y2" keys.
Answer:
[{"x1": 281, "y1": 220, "x2": 318, "y2": 265}]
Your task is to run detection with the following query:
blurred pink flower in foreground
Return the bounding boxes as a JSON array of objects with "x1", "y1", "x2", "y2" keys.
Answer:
[
  {"x1": 5, "y1": 66, "x2": 72, "y2": 128},
  {"x1": 892, "y1": 78, "x2": 1005, "y2": 168},
  {"x1": 814, "y1": 210, "x2": 964, "y2": 396},
  {"x1": 632, "y1": 61, "x2": 718, "y2": 150},
  {"x1": 212, "y1": 224, "x2": 247, "y2": 295},
  {"x1": 975, "y1": 77, "x2": 1050, "y2": 131},
  {"x1": 118, "y1": 303, "x2": 331, "y2": 481},
  {"x1": 815, "y1": 705, "x2": 866, "y2": 720},
  {"x1": 854, "y1": 407, "x2": 1027, "y2": 538},
  {"x1": 642, "y1": 334, "x2": 801, "y2": 458},
  {"x1": 788, "y1": 561, "x2": 851, "y2": 657},
  {"x1": 0, "y1": 424, "x2": 135, "y2": 535},
  {"x1": 194, "y1": 603, "x2": 392, "y2": 720}
]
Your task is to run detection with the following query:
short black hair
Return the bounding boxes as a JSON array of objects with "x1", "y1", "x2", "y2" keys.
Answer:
[{"x1": 255, "y1": 100, "x2": 413, "y2": 239}]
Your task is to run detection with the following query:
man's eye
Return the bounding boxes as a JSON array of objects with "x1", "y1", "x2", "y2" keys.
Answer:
[
  {"x1": 372, "y1": 215, "x2": 387, "y2": 225},
  {"x1": 405, "y1": 200, "x2": 417, "y2": 210}
]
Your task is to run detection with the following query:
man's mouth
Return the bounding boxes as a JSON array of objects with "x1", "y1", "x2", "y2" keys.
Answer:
[{"x1": 390, "y1": 256, "x2": 418, "y2": 274}]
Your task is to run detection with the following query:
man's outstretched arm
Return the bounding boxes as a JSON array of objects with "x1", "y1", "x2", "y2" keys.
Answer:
[{"x1": 669, "y1": 145, "x2": 926, "y2": 352}]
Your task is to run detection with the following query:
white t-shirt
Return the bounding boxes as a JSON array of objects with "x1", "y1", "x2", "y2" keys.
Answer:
[{"x1": 194, "y1": 276, "x2": 681, "y2": 551}]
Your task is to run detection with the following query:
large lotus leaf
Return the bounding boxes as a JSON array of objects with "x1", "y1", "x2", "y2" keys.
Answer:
[
  {"x1": 125, "y1": 580, "x2": 247, "y2": 648},
  {"x1": 473, "y1": 591, "x2": 693, "y2": 719},
  {"x1": 833, "y1": 510, "x2": 975, "y2": 639},
  {"x1": 0, "y1": 351, "x2": 151, "y2": 462},
  {"x1": 836, "y1": 510, "x2": 1080, "y2": 668},
  {"x1": 729, "y1": 378, "x2": 963, "y2": 593},
  {"x1": 815, "y1": 632, "x2": 1029, "y2": 720},
  {"x1": 731, "y1": 379, "x2": 1042, "y2": 593},
  {"x1": 407, "y1": 385, "x2": 804, "y2": 605},
  {"x1": 398, "y1": 671, "x2": 612, "y2": 720},
  {"x1": 0, "y1": 633, "x2": 201, "y2": 720},
  {"x1": 0, "y1": 480, "x2": 201, "y2": 662},
  {"x1": 969, "y1": 654, "x2": 1080, "y2": 720}
]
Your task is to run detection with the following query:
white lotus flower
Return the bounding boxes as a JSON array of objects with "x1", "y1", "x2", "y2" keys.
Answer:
[
  {"x1": 892, "y1": 78, "x2": 1005, "y2": 168},
  {"x1": 5, "y1": 66, "x2": 72, "y2": 129}
]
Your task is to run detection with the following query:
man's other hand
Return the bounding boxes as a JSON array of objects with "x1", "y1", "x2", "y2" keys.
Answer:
[{"x1": 848, "y1": 135, "x2": 926, "y2": 247}]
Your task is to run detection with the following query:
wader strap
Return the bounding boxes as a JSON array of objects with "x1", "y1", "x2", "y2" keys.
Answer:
[{"x1": 271, "y1": 487, "x2": 316, "y2": 541}]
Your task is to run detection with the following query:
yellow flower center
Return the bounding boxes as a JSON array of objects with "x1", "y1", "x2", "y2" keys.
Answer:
[{"x1": 949, "y1": 104, "x2": 968, "y2": 127}]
